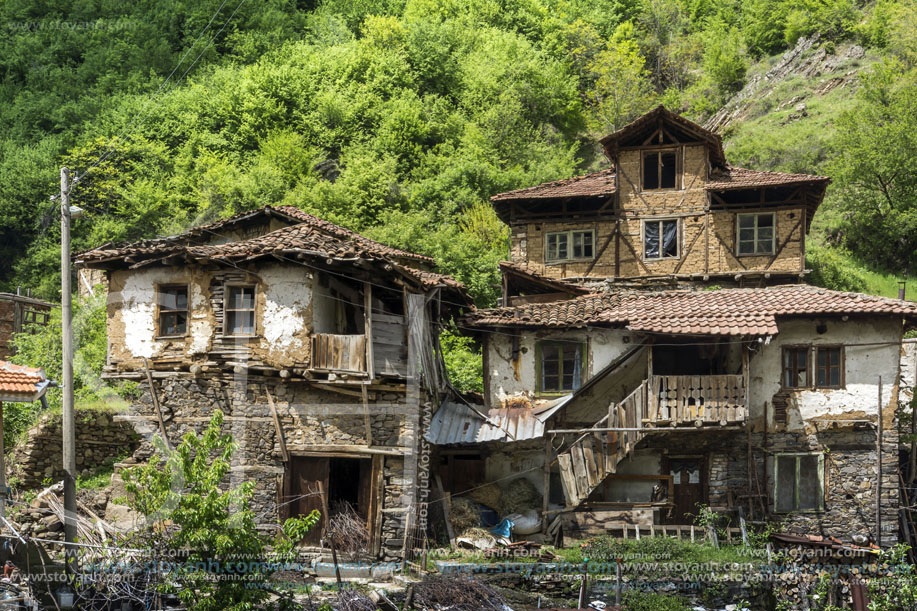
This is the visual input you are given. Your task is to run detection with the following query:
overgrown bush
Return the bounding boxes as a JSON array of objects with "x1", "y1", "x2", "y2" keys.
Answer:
[
  {"x1": 440, "y1": 329, "x2": 484, "y2": 394},
  {"x1": 122, "y1": 410, "x2": 319, "y2": 611}
]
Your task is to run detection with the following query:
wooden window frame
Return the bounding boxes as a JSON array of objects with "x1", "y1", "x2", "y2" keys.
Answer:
[
  {"x1": 155, "y1": 284, "x2": 190, "y2": 339},
  {"x1": 545, "y1": 229, "x2": 596, "y2": 264},
  {"x1": 782, "y1": 345, "x2": 846, "y2": 390},
  {"x1": 642, "y1": 217, "x2": 681, "y2": 261},
  {"x1": 223, "y1": 283, "x2": 258, "y2": 337},
  {"x1": 736, "y1": 212, "x2": 776, "y2": 256},
  {"x1": 814, "y1": 345, "x2": 845, "y2": 389},
  {"x1": 641, "y1": 148, "x2": 681, "y2": 192},
  {"x1": 773, "y1": 452, "x2": 825, "y2": 513},
  {"x1": 535, "y1": 339, "x2": 586, "y2": 396},
  {"x1": 781, "y1": 345, "x2": 810, "y2": 389}
]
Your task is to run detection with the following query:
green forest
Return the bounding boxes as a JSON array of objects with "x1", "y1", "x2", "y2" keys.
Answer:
[{"x1": 2, "y1": 0, "x2": 916, "y2": 308}]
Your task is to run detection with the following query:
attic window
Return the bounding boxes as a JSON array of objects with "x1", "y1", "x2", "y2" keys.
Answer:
[
  {"x1": 642, "y1": 150, "x2": 678, "y2": 190},
  {"x1": 225, "y1": 285, "x2": 256, "y2": 336},
  {"x1": 157, "y1": 285, "x2": 188, "y2": 337},
  {"x1": 545, "y1": 230, "x2": 594, "y2": 263}
]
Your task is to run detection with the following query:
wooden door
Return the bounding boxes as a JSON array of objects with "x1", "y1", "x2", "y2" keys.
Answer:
[
  {"x1": 287, "y1": 456, "x2": 329, "y2": 545},
  {"x1": 667, "y1": 458, "x2": 706, "y2": 524}
]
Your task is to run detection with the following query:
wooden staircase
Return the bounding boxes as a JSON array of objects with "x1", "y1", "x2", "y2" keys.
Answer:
[{"x1": 557, "y1": 380, "x2": 648, "y2": 508}]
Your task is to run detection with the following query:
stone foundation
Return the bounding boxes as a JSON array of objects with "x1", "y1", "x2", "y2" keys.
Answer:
[{"x1": 121, "y1": 373, "x2": 427, "y2": 559}]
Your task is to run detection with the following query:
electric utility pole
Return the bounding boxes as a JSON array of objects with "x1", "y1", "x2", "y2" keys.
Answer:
[{"x1": 60, "y1": 167, "x2": 77, "y2": 558}]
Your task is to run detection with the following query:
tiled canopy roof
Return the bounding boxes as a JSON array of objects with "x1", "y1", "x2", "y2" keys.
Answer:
[
  {"x1": 463, "y1": 285, "x2": 917, "y2": 336},
  {"x1": 491, "y1": 169, "x2": 617, "y2": 202},
  {"x1": 76, "y1": 209, "x2": 466, "y2": 296},
  {"x1": 706, "y1": 166, "x2": 830, "y2": 190},
  {"x1": 0, "y1": 361, "x2": 49, "y2": 401}
]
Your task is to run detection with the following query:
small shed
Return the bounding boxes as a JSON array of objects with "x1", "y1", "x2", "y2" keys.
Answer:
[{"x1": 0, "y1": 361, "x2": 51, "y2": 514}]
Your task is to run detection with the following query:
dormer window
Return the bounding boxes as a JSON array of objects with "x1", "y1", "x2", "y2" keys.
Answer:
[
  {"x1": 545, "y1": 230, "x2": 594, "y2": 263},
  {"x1": 642, "y1": 149, "x2": 678, "y2": 190}
]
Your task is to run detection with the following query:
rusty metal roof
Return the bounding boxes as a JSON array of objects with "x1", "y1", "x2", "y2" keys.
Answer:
[{"x1": 426, "y1": 397, "x2": 570, "y2": 445}]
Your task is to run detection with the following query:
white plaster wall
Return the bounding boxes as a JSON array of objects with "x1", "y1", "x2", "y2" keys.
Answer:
[
  {"x1": 750, "y1": 318, "x2": 903, "y2": 430},
  {"x1": 114, "y1": 268, "x2": 212, "y2": 359},
  {"x1": 486, "y1": 328, "x2": 634, "y2": 405},
  {"x1": 258, "y1": 264, "x2": 311, "y2": 357},
  {"x1": 902, "y1": 339, "x2": 916, "y2": 406},
  {"x1": 605, "y1": 450, "x2": 662, "y2": 502}
]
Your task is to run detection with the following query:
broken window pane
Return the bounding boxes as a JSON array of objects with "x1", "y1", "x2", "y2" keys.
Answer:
[
  {"x1": 776, "y1": 455, "x2": 797, "y2": 512},
  {"x1": 783, "y1": 347, "x2": 808, "y2": 388},
  {"x1": 660, "y1": 152, "x2": 677, "y2": 188},
  {"x1": 158, "y1": 286, "x2": 188, "y2": 336},
  {"x1": 798, "y1": 454, "x2": 821, "y2": 511},
  {"x1": 644, "y1": 221, "x2": 659, "y2": 258},
  {"x1": 643, "y1": 152, "x2": 659, "y2": 190},
  {"x1": 540, "y1": 342, "x2": 582, "y2": 393},
  {"x1": 572, "y1": 231, "x2": 594, "y2": 258},
  {"x1": 816, "y1": 347, "x2": 842, "y2": 387},
  {"x1": 662, "y1": 219, "x2": 678, "y2": 257}
]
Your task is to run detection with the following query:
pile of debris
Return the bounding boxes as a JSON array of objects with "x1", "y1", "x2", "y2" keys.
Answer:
[{"x1": 484, "y1": 540, "x2": 557, "y2": 561}]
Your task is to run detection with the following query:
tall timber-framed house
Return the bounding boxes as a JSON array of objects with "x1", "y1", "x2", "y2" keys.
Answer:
[{"x1": 438, "y1": 107, "x2": 917, "y2": 546}]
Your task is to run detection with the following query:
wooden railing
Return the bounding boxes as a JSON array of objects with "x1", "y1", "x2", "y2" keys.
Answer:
[
  {"x1": 646, "y1": 374, "x2": 746, "y2": 427},
  {"x1": 311, "y1": 333, "x2": 367, "y2": 374},
  {"x1": 557, "y1": 381, "x2": 648, "y2": 508}
]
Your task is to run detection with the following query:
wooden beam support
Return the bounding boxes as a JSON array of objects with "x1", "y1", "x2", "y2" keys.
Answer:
[{"x1": 265, "y1": 386, "x2": 289, "y2": 463}]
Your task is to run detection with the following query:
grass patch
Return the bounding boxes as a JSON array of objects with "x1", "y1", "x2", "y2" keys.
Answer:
[{"x1": 76, "y1": 450, "x2": 131, "y2": 491}]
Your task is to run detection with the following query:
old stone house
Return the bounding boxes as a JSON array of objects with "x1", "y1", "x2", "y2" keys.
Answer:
[
  {"x1": 444, "y1": 107, "x2": 917, "y2": 546},
  {"x1": 75, "y1": 205, "x2": 470, "y2": 560}
]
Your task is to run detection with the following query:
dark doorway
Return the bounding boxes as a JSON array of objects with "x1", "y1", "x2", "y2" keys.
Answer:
[
  {"x1": 665, "y1": 457, "x2": 707, "y2": 524},
  {"x1": 438, "y1": 453, "x2": 485, "y2": 498},
  {"x1": 284, "y1": 456, "x2": 376, "y2": 546}
]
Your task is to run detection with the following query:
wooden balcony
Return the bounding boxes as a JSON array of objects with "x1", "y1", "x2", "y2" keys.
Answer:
[
  {"x1": 645, "y1": 374, "x2": 746, "y2": 427},
  {"x1": 311, "y1": 333, "x2": 367, "y2": 374}
]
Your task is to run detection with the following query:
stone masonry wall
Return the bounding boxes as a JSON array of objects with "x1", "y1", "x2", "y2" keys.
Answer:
[
  {"x1": 123, "y1": 374, "x2": 422, "y2": 559},
  {"x1": 10, "y1": 409, "x2": 139, "y2": 489},
  {"x1": 643, "y1": 427, "x2": 898, "y2": 545}
]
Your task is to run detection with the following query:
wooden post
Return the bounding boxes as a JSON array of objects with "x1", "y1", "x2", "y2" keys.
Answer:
[
  {"x1": 364, "y1": 282, "x2": 374, "y2": 380},
  {"x1": 142, "y1": 357, "x2": 172, "y2": 450},
  {"x1": 434, "y1": 474, "x2": 455, "y2": 545},
  {"x1": 542, "y1": 436, "x2": 552, "y2": 533},
  {"x1": 0, "y1": 401, "x2": 4, "y2": 517},
  {"x1": 362, "y1": 384, "x2": 373, "y2": 448},
  {"x1": 265, "y1": 387, "x2": 289, "y2": 463},
  {"x1": 876, "y1": 376, "x2": 883, "y2": 547}
]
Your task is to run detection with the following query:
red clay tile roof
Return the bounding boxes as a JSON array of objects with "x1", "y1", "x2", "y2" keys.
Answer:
[
  {"x1": 76, "y1": 205, "x2": 431, "y2": 264},
  {"x1": 0, "y1": 361, "x2": 47, "y2": 398},
  {"x1": 491, "y1": 169, "x2": 617, "y2": 202},
  {"x1": 76, "y1": 221, "x2": 466, "y2": 295},
  {"x1": 600, "y1": 106, "x2": 727, "y2": 167},
  {"x1": 706, "y1": 166, "x2": 830, "y2": 190},
  {"x1": 463, "y1": 285, "x2": 917, "y2": 335}
]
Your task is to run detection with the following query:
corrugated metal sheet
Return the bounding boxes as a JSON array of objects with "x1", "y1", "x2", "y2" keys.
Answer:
[{"x1": 426, "y1": 396, "x2": 570, "y2": 446}]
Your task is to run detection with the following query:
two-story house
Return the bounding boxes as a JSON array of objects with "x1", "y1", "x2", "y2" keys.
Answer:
[
  {"x1": 75, "y1": 205, "x2": 470, "y2": 560},
  {"x1": 437, "y1": 107, "x2": 917, "y2": 546}
]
